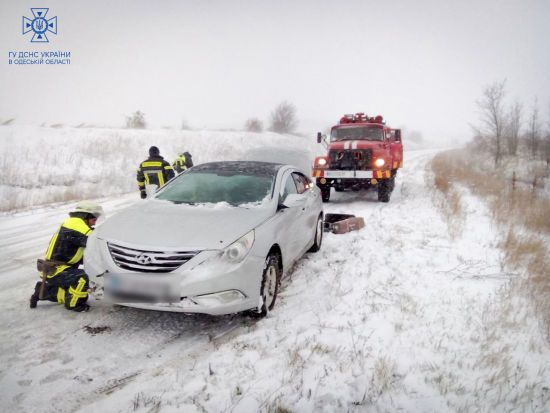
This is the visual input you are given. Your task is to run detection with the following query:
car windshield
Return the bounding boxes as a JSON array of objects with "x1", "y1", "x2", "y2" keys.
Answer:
[
  {"x1": 331, "y1": 126, "x2": 384, "y2": 141},
  {"x1": 156, "y1": 170, "x2": 275, "y2": 206}
]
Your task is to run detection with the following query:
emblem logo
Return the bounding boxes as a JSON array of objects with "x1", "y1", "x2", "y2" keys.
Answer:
[
  {"x1": 22, "y1": 8, "x2": 57, "y2": 43},
  {"x1": 136, "y1": 254, "x2": 153, "y2": 265}
]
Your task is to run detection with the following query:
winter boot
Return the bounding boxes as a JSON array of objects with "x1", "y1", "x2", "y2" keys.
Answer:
[
  {"x1": 29, "y1": 281, "x2": 42, "y2": 309},
  {"x1": 72, "y1": 303, "x2": 90, "y2": 312}
]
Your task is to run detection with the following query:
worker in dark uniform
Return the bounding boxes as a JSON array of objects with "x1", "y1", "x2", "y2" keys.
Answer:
[
  {"x1": 30, "y1": 201, "x2": 104, "y2": 312},
  {"x1": 137, "y1": 146, "x2": 175, "y2": 199},
  {"x1": 172, "y1": 151, "x2": 194, "y2": 174}
]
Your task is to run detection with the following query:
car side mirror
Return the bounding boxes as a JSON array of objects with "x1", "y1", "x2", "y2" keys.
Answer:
[
  {"x1": 317, "y1": 132, "x2": 323, "y2": 143},
  {"x1": 395, "y1": 129, "x2": 401, "y2": 142},
  {"x1": 282, "y1": 193, "x2": 307, "y2": 209}
]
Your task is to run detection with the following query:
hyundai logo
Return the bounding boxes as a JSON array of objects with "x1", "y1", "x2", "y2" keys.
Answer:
[{"x1": 136, "y1": 253, "x2": 153, "y2": 265}]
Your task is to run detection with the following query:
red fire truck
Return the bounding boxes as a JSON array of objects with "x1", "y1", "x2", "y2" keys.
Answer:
[{"x1": 312, "y1": 113, "x2": 403, "y2": 202}]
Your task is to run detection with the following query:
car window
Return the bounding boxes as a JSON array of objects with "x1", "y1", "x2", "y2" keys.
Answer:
[
  {"x1": 301, "y1": 174, "x2": 312, "y2": 189},
  {"x1": 292, "y1": 173, "x2": 309, "y2": 194},
  {"x1": 281, "y1": 174, "x2": 298, "y2": 201}
]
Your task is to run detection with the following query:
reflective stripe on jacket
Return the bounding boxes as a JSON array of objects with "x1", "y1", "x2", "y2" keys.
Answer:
[
  {"x1": 137, "y1": 156, "x2": 175, "y2": 188},
  {"x1": 44, "y1": 217, "x2": 92, "y2": 277},
  {"x1": 173, "y1": 154, "x2": 187, "y2": 173}
]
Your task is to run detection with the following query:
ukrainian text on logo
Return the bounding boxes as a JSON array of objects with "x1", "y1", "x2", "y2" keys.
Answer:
[{"x1": 8, "y1": 51, "x2": 71, "y2": 65}]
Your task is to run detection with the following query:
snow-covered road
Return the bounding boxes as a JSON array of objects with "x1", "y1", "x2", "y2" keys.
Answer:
[{"x1": 1, "y1": 149, "x2": 548, "y2": 412}]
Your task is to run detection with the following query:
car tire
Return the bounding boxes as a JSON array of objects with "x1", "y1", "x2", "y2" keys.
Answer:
[
  {"x1": 250, "y1": 254, "x2": 281, "y2": 318},
  {"x1": 308, "y1": 214, "x2": 323, "y2": 253}
]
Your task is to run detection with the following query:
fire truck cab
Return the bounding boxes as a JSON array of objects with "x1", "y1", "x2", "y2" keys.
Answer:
[{"x1": 312, "y1": 113, "x2": 403, "y2": 202}]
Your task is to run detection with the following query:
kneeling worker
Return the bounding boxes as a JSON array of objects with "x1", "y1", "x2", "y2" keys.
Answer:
[{"x1": 30, "y1": 201, "x2": 104, "y2": 312}]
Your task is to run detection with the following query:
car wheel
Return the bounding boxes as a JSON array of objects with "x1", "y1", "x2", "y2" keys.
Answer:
[
  {"x1": 251, "y1": 254, "x2": 281, "y2": 318},
  {"x1": 308, "y1": 214, "x2": 323, "y2": 253}
]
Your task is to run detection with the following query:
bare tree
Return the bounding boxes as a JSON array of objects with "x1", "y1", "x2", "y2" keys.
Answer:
[
  {"x1": 244, "y1": 117, "x2": 263, "y2": 132},
  {"x1": 125, "y1": 110, "x2": 147, "y2": 129},
  {"x1": 269, "y1": 101, "x2": 298, "y2": 134},
  {"x1": 527, "y1": 98, "x2": 540, "y2": 159},
  {"x1": 475, "y1": 80, "x2": 507, "y2": 166},
  {"x1": 505, "y1": 100, "x2": 522, "y2": 156}
]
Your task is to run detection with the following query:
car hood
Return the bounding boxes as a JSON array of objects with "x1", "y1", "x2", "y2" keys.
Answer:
[{"x1": 95, "y1": 200, "x2": 274, "y2": 250}]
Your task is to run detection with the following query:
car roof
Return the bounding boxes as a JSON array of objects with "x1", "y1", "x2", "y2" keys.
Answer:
[{"x1": 191, "y1": 161, "x2": 286, "y2": 176}]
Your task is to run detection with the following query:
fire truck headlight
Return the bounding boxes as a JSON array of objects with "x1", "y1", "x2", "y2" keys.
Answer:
[
  {"x1": 374, "y1": 158, "x2": 385, "y2": 167},
  {"x1": 317, "y1": 158, "x2": 327, "y2": 166}
]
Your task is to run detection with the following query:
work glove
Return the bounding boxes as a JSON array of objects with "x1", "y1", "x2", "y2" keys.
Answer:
[{"x1": 140, "y1": 190, "x2": 147, "y2": 199}]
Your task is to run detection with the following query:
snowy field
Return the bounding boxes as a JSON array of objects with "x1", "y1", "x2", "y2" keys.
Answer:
[
  {"x1": 0, "y1": 126, "x2": 321, "y2": 212},
  {"x1": 0, "y1": 129, "x2": 548, "y2": 412}
]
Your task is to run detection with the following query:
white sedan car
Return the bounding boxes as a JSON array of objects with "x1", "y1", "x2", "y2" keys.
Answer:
[{"x1": 84, "y1": 161, "x2": 323, "y2": 316}]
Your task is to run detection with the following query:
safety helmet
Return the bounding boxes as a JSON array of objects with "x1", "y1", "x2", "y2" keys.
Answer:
[
  {"x1": 73, "y1": 201, "x2": 104, "y2": 218},
  {"x1": 149, "y1": 146, "x2": 160, "y2": 157}
]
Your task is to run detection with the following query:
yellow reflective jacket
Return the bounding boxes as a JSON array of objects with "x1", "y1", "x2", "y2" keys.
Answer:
[
  {"x1": 137, "y1": 156, "x2": 175, "y2": 189},
  {"x1": 173, "y1": 154, "x2": 188, "y2": 173},
  {"x1": 44, "y1": 216, "x2": 92, "y2": 277}
]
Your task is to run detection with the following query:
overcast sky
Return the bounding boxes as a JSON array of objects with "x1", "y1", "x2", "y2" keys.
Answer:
[{"x1": 1, "y1": 0, "x2": 549, "y2": 142}]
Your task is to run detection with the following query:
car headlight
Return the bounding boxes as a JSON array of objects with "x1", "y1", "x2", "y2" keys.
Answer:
[
  {"x1": 374, "y1": 158, "x2": 385, "y2": 167},
  {"x1": 222, "y1": 230, "x2": 255, "y2": 263},
  {"x1": 317, "y1": 158, "x2": 327, "y2": 166}
]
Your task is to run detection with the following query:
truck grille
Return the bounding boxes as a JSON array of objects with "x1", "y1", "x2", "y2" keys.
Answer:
[
  {"x1": 329, "y1": 149, "x2": 372, "y2": 170},
  {"x1": 107, "y1": 242, "x2": 199, "y2": 273}
]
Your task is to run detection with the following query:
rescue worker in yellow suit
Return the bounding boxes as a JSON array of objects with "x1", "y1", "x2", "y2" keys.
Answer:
[
  {"x1": 30, "y1": 201, "x2": 104, "y2": 312},
  {"x1": 172, "y1": 151, "x2": 194, "y2": 174},
  {"x1": 137, "y1": 146, "x2": 175, "y2": 199}
]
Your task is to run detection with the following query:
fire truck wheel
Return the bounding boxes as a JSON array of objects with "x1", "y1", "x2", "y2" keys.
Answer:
[
  {"x1": 389, "y1": 176, "x2": 395, "y2": 191},
  {"x1": 321, "y1": 187, "x2": 331, "y2": 202},
  {"x1": 377, "y1": 180, "x2": 391, "y2": 203},
  {"x1": 308, "y1": 214, "x2": 323, "y2": 253}
]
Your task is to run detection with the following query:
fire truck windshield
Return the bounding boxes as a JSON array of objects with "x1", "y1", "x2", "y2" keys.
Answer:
[{"x1": 330, "y1": 126, "x2": 384, "y2": 142}]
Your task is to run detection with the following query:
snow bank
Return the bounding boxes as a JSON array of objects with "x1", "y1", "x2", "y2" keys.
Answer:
[{"x1": 0, "y1": 126, "x2": 319, "y2": 212}]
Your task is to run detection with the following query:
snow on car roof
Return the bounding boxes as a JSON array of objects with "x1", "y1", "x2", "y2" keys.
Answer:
[{"x1": 191, "y1": 161, "x2": 284, "y2": 176}]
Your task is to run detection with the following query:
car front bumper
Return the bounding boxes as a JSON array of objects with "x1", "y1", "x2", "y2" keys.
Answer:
[{"x1": 85, "y1": 237, "x2": 264, "y2": 315}]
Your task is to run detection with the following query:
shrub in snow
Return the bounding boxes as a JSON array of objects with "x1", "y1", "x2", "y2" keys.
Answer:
[
  {"x1": 125, "y1": 111, "x2": 147, "y2": 129},
  {"x1": 244, "y1": 118, "x2": 263, "y2": 132}
]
